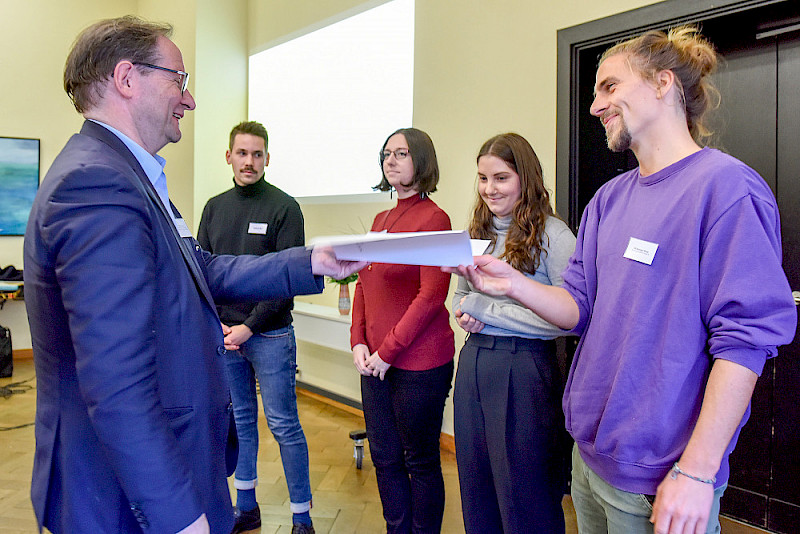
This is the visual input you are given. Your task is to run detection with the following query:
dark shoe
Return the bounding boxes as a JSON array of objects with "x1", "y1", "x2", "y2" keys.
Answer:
[
  {"x1": 291, "y1": 523, "x2": 315, "y2": 534},
  {"x1": 231, "y1": 504, "x2": 261, "y2": 533}
]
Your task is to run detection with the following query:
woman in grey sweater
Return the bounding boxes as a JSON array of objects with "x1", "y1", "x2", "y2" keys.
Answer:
[{"x1": 452, "y1": 133, "x2": 576, "y2": 533}]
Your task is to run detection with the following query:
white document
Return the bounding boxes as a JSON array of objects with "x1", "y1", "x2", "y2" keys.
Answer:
[{"x1": 309, "y1": 230, "x2": 490, "y2": 267}]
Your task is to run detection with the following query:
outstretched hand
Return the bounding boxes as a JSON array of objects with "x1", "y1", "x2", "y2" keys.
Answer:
[
  {"x1": 443, "y1": 255, "x2": 518, "y2": 297},
  {"x1": 310, "y1": 245, "x2": 367, "y2": 279}
]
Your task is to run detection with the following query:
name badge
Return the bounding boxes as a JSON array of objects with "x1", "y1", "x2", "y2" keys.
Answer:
[
  {"x1": 248, "y1": 222, "x2": 268, "y2": 235},
  {"x1": 175, "y1": 218, "x2": 193, "y2": 238},
  {"x1": 623, "y1": 237, "x2": 658, "y2": 265}
]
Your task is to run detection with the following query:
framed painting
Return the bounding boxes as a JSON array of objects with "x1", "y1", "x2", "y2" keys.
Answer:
[{"x1": 0, "y1": 136, "x2": 40, "y2": 236}]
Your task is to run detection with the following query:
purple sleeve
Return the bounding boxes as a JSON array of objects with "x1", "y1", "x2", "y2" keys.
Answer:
[
  {"x1": 699, "y1": 194, "x2": 796, "y2": 375},
  {"x1": 561, "y1": 204, "x2": 596, "y2": 336}
]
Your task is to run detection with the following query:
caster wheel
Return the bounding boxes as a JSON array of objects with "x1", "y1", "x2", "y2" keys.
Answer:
[
  {"x1": 355, "y1": 445, "x2": 364, "y2": 469},
  {"x1": 349, "y1": 429, "x2": 367, "y2": 470}
]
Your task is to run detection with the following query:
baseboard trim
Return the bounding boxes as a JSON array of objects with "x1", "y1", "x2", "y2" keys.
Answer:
[
  {"x1": 296, "y1": 382, "x2": 364, "y2": 418},
  {"x1": 295, "y1": 383, "x2": 456, "y2": 454},
  {"x1": 13, "y1": 349, "x2": 33, "y2": 360}
]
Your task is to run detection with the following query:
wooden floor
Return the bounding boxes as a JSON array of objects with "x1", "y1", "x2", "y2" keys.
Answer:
[{"x1": 0, "y1": 358, "x2": 770, "y2": 533}]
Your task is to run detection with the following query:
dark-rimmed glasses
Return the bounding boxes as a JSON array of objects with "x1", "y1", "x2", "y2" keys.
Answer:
[
  {"x1": 380, "y1": 148, "x2": 410, "y2": 161},
  {"x1": 134, "y1": 62, "x2": 190, "y2": 95}
]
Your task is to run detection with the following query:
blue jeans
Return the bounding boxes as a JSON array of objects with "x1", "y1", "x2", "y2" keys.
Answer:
[
  {"x1": 361, "y1": 360, "x2": 454, "y2": 534},
  {"x1": 225, "y1": 325, "x2": 311, "y2": 513},
  {"x1": 571, "y1": 445, "x2": 725, "y2": 534}
]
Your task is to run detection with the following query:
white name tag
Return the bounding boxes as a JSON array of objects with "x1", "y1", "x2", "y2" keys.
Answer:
[
  {"x1": 175, "y1": 218, "x2": 193, "y2": 238},
  {"x1": 248, "y1": 222, "x2": 268, "y2": 235},
  {"x1": 623, "y1": 237, "x2": 658, "y2": 265}
]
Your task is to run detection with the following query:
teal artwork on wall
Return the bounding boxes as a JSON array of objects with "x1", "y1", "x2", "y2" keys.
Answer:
[{"x1": 0, "y1": 137, "x2": 39, "y2": 236}]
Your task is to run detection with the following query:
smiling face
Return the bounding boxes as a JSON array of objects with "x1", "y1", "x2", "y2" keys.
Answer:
[
  {"x1": 382, "y1": 133, "x2": 417, "y2": 198},
  {"x1": 227, "y1": 133, "x2": 268, "y2": 186},
  {"x1": 477, "y1": 154, "x2": 522, "y2": 218},
  {"x1": 590, "y1": 53, "x2": 661, "y2": 153},
  {"x1": 133, "y1": 36, "x2": 196, "y2": 155}
]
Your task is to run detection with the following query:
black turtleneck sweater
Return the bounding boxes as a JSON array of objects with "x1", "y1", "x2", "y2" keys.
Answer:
[{"x1": 197, "y1": 177, "x2": 305, "y2": 333}]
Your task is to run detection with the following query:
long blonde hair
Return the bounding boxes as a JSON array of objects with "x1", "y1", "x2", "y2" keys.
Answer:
[{"x1": 601, "y1": 25, "x2": 720, "y2": 143}]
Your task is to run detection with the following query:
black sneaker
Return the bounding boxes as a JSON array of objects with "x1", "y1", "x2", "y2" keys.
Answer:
[
  {"x1": 231, "y1": 504, "x2": 261, "y2": 533},
  {"x1": 291, "y1": 523, "x2": 315, "y2": 534}
]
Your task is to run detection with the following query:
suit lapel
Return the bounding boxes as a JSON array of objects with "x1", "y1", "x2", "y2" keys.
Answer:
[{"x1": 79, "y1": 121, "x2": 216, "y2": 308}]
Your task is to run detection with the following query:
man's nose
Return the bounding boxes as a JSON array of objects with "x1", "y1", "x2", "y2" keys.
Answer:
[
  {"x1": 590, "y1": 94, "x2": 606, "y2": 117},
  {"x1": 182, "y1": 88, "x2": 196, "y2": 110}
]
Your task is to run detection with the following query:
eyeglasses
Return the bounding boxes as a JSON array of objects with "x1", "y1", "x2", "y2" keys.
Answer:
[
  {"x1": 380, "y1": 148, "x2": 410, "y2": 161},
  {"x1": 134, "y1": 62, "x2": 190, "y2": 95}
]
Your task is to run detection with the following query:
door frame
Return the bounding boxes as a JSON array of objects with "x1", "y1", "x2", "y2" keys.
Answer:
[
  {"x1": 556, "y1": 1, "x2": 800, "y2": 530},
  {"x1": 555, "y1": 0, "x2": 788, "y2": 229}
]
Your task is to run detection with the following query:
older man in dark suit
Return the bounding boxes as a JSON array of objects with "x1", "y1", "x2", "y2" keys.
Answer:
[{"x1": 23, "y1": 16, "x2": 362, "y2": 534}]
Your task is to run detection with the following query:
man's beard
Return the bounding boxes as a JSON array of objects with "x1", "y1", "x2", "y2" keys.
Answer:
[{"x1": 606, "y1": 120, "x2": 632, "y2": 152}]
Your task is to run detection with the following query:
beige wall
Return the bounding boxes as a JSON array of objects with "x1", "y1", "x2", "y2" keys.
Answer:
[
  {"x1": 192, "y1": 0, "x2": 249, "y2": 225},
  {"x1": 0, "y1": 0, "x2": 135, "y2": 270},
  {"x1": 0, "y1": 0, "x2": 248, "y2": 349},
  {"x1": 249, "y1": 0, "x2": 660, "y2": 433},
  {"x1": 2, "y1": 0, "x2": 661, "y2": 432},
  {"x1": 1, "y1": 0, "x2": 137, "y2": 349},
  {"x1": 250, "y1": 0, "x2": 659, "y2": 311}
]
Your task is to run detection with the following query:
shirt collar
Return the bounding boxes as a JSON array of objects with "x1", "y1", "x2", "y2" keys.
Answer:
[{"x1": 88, "y1": 119, "x2": 167, "y2": 185}]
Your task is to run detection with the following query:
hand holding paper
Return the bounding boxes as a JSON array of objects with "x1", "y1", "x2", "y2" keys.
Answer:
[
  {"x1": 310, "y1": 245, "x2": 368, "y2": 278},
  {"x1": 309, "y1": 230, "x2": 489, "y2": 267},
  {"x1": 445, "y1": 254, "x2": 518, "y2": 297}
]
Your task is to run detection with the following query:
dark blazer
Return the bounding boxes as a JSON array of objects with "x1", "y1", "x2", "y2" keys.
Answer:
[{"x1": 23, "y1": 121, "x2": 323, "y2": 533}]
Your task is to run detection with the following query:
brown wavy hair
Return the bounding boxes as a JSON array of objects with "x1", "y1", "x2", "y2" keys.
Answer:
[
  {"x1": 601, "y1": 25, "x2": 720, "y2": 144},
  {"x1": 468, "y1": 133, "x2": 554, "y2": 273}
]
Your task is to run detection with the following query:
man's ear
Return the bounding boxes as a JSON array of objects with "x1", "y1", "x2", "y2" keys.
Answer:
[
  {"x1": 655, "y1": 69, "x2": 676, "y2": 100},
  {"x1": 265, "y1": 152, "x2": 270, "y2": 167},
  {"x1": 225, "y1": 149, "x2": 232, "y2": 165},
  {"x1": 112, "y1": 61, "x2": 136, "y2": 99}
]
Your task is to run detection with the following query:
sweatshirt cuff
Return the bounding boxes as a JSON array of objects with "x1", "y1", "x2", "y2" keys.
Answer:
[{"x1": 712, "y1": 347, "x2": 771, "y2": 376}]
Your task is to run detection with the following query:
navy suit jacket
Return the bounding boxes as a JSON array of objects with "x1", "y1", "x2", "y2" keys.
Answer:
[{"x1": 23, "y1": 121, "x2": 323, "y2": 533}]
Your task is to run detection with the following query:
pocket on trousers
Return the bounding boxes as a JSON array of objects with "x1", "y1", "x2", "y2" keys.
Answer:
[{"x1": 639, "y1": 493, "x2": 655, "y2": 512}]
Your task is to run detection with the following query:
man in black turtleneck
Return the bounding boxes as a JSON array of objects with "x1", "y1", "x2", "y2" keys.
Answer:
[{"x1": 198, "y1": 121, "x2": 315, "y2": 534}]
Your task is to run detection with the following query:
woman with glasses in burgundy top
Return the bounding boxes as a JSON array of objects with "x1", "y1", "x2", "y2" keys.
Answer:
[{"x1": 351, "y1": 127, "x2": 455, "y2": 534}]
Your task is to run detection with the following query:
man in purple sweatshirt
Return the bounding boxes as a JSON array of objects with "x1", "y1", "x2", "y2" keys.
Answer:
[{"x1": 451, "y1": 26, "x2": 796, "y2": 534}]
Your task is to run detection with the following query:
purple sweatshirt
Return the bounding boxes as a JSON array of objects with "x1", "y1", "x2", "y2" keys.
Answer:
[{"x1": 562, "y1": 148, "x2": 796, "y2": 494}]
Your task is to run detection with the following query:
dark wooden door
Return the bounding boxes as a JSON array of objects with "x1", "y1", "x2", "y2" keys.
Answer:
[
  {"x1": 769, "y1": 34, "x2": 800, "y2": 532},
  {"x1": 697, "y1": 30, "x2": 800, "y2": 534}
]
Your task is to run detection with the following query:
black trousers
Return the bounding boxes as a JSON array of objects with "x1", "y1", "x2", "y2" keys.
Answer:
[
  {"x1": 361, "y1": 360, "x2": 454, "y2": 534},
  {"x1": 454, "y1": 334, "x2": 566, "y2": 534}
]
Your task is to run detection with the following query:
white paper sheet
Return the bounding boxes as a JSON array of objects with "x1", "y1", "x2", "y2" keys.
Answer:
[{"x1": 309, "y1": 231, "x2": 489, "y2": 267}]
